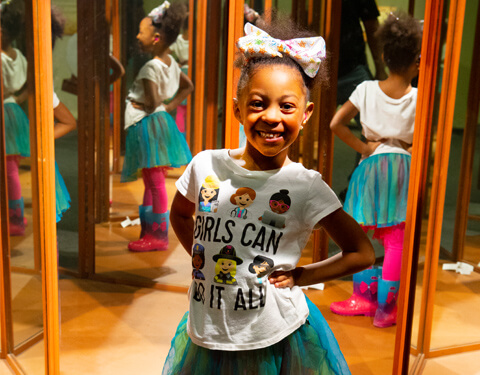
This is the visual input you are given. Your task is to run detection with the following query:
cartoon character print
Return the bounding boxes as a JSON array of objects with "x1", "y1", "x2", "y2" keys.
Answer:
[
  {"x1": 198, "y1": 175, "x2": 220, "y2": 213},
  {"x1": 230, "y1": 187, "x2": 256, "y2": 219},
  {"x1": 191, "y1": 243, "x2": 206, "y2": 280},
  {"x1": 258, "y1": 189, "x2": 291, "y2": 228},
  {"x1": 212, "y1": 245, "x2": 243, "y2": 285},
  {"x1": 248, "y1": 255, "x2": 274, "y2": 282}
]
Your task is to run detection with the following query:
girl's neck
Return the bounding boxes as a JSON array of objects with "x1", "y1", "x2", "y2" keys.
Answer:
[
  {"x1": 152, "y1": 44, "x2": 170, "y2": 64},
  {"x1": 230, "y1": 144, "x2": 291, "y2": 171},
  {"x1": 2, "y1": 45, "x2": 17, "y2": 59},
  {"x1": 378, "y1": 73, "x2": 413, "y2": 99}
]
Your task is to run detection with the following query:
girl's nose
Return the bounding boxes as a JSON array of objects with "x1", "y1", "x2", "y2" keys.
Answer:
[{"x1": 262, "y1": 106, "x2": 281, "y2": 124}]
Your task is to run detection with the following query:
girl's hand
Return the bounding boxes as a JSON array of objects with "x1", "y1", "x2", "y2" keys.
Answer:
[
  {"x1": 131, "y1": 101, "x2": 145, "y2": 111},
  {"x1": 269, "y1": 270, "x2": 295, "y2": 289},
  {"x1": 363, "y1": 139, "x2": 383, "y2": 158}
]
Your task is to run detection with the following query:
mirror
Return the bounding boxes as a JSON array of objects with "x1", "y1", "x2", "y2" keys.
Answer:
[{"x1": 1, "y1": 0, "x2": 44, "y2": 353}]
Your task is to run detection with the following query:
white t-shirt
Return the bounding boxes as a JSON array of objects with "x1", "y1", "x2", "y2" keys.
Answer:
[
  {"x1": 176, "y1": 149, "x2": 342, "y2": 351},
  {"x1": 169, "y1": 34, "x2": 189, "y2": 68},
  {"x1": 124, "y1": 56, "x2": 181, "y2": 129},
  {"x1": 349, "y1": 80, "x2": 417, "y2": 159},
  {"x1": 1, "y1": 48, "x2": 27, "y2": 104}
]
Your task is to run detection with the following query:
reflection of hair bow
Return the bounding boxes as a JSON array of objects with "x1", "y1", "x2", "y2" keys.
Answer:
[
  {"x1": 148, "y1": 1, "x2": 170, "y2": 24},
  {"x1": 359, "y1": 280, "x2": 378, "y2": 295},
  {"x1": 237, "y1": 22, "x2": 326, "y2": 78},
  {"x1": 0, "y1": 0, "x2": 13, "y2": 11}
]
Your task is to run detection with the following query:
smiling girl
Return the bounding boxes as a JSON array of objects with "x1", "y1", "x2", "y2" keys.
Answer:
[{"x1": 164, "y1": 15, "x2": 374, "y2": 375}]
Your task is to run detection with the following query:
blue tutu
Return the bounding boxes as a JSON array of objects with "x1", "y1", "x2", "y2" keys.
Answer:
[
  {"x1": 121, "y1": 111, "x2": 192, "y2": 182},
  {"x1": 4, "y1": 103, "x2": 30, "y2": 157},
  {"x1": 55, "y1": 162, "x2": 71, "y2": 222},
  {"x1": 344, "y1": 153, "x2": 410, "y2": 231},
  {"x1": 162, "y1": 295, "x2": 351, "y2": 375}
]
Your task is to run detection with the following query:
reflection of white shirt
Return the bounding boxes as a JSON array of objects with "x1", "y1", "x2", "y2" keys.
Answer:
[
  {"x1": 124, "y1": 57, "x2": 180, "y2": 128},
  {"x1": 169, "y1": 34, "x2": 189, "y2": 67},
  {"x1": 1, "y1": 48, "x2": 27, "y2": 103},
  {"x1": 176, "y1": 149, "x2": 342, "y2": 351},
  {"x1": 349, "y1": 80, "x2": 417, "y2": 160}
]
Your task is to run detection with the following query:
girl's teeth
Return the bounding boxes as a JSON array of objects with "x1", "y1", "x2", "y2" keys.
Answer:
[{"x1": 260, "y1": 131, "x2": 279, "y2": 139}]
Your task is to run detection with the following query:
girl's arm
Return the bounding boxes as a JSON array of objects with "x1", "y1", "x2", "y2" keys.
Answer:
[
  {"x1": 330, "y1": 101, "x2": 381, "y2": 157},
  {"x1": 164, "y1": 72, "x2": 193, "y2": 113},
  {"x1": 170, "y1": 191, "x2": 195, "y2": 256},
  {"x1": 269, "y1": 208, "x2": 375, "y2": 288},
  {"x1": 53, "y1": 102, "x2": 77, "y2": 139},
  {"x1": 13, "y1": 83, "x2": 28, "y2": 104},
  {"x1": 109, "y1": 55, "x2": 125, "y2": 84}
]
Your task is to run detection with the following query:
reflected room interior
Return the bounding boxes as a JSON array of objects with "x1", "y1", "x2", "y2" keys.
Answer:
[{"x1": 1, "y1": 0, "x2": 480, "y2": 374}]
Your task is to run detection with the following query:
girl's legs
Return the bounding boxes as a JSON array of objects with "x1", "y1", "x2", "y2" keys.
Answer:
[
  {"x1": 128, "y1": 166, "x2": 169, "y2": 252},
  {"x1": 374, "y1": 225, "x2": 404, "y2": 328},
  {"x1": 7, "y1": 155, "x2": 26, "y2": 236}
]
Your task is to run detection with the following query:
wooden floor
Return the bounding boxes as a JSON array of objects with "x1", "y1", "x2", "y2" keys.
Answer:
[{"x1": 3, "y1": 173, "x2": 480, "y2": 374}]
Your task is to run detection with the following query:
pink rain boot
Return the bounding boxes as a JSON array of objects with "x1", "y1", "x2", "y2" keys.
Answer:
[
  {"x1": 128, "y1": 211, "x2": 169, "y2": 252},
  {"x1": 330, "y1": 267, "x2": 381, "y2": 316},
  {"x1": 373, "y1": 279, "x2": 399, "y2": 328}
]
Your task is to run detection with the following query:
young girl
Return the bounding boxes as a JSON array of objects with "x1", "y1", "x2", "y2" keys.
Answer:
[
  {"x1": 1, "y1": 2, "x2": 30, "y2": 235},
  {"x1": 163, "y1": 19, "x2": 375, "y2": 374},
  {"x1": 329, "y1": 13, "x2": 422, "y2": 328},
  {"x1": 121, "y1": 1, "x2": 193, "y2": 252}
]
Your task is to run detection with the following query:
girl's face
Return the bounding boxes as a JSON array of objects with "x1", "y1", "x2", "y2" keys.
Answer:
[
  {"x1": 137, "y1": 17, "x2": 158, "y2": 52},
  {"x1": 234, "y1": 65, "x2": 314, "y2": 165},
  {"x1": 192, "y1": 254, "x2": 203, "y2": 269}
]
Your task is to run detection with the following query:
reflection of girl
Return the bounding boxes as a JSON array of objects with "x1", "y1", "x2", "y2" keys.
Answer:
[
  {"x1": 1, "y1": 2, "x2": 30, "y2": 235},
  {"x1": 52, "y1": 6, "x2": 76, "y2": 222},
  {"x1": 330, "y1": 13, "x2": 422, "y2": 328},
  {"x1": 121, "y1": 2, "x2": 193, "y2": 252},
  {"x1": 198, "y1": 175, "x2": 220, "y2": 213}
]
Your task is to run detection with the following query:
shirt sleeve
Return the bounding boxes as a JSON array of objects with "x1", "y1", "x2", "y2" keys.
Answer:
[
  {"x1": 348, "y1": 81, "x2": 366, "y2": 111},
  {"x1": 53, "y1": 91, "x2": 60, "y2": 109},
  {"x1": 175, "y1": 154, "x2": 197, "y2": 203},
  {"x1": 303, "y1": 173, "x2": 342, "y2": 228}
]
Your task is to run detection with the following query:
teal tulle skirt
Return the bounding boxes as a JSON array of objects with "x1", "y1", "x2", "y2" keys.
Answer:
[
  {"x1": 55, "y1": 162, "x2": 71, "y2": 222},
  {"x1": 162, "y1": 295, "x2": 351, "y2": 375},
  {"x1": 344, "y1": 153, "x2": 410, "y2": 238},
  {"x1": 4, "y1": 103, "x2": 30, "y2": 157},
  {"x1": 121, "y1": 111, "x2": 192, "y2": 182}
]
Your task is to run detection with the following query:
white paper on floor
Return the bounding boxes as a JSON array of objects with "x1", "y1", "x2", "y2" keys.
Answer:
[
  {"x1": 121, "y1": 216, "x2": 141, "y2": 228},
  {"x1": 442, "y1": 261, "x2": 474, "y2": 275}
]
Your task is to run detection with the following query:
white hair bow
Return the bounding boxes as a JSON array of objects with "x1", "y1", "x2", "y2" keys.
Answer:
[
  {"x1": 148, "y1": 1, "x2": 170, "y2": 24},
  {"x1": 237, "y1": 23, "x2": 326, "y2": 78}
]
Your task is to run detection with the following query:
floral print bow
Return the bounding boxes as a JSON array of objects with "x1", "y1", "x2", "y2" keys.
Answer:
[
  {"x1": 148, "y1": 1, "x2": 170, "y2": 24},
  {"x1": 237, "y1": 23, "x2": 326, "y2": 78}
]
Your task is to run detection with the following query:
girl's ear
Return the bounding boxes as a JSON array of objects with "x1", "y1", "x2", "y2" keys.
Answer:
[
  {"x1": 154, "y1": 33, "x2": 161, "y2": 43},
  {"x1": 233, "y1": 98, "x2": 243, "y2": 123},
  {"x1": 303, "y1": 101, "x2": 314, "y2": 125}
]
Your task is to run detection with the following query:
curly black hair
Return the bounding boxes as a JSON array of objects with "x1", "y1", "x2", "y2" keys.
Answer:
[
  {"x1": 51, "y1": 5, "x2": 66, "y2": 48},
  {"x1": 235, "y1": 12, "x2": 329, "y2": 98},
  {"x1": 0, "y1": 1, "x2": 24, "y2": 46},
  {"x1": 150, "y1": 2, "x2": 186, "y2": 46},
  {"x1": 376, "y1": 12, "x2": 422, "y2": 74}
]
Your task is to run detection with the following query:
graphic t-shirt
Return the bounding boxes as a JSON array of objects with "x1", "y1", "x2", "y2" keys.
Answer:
[{"x1": 176, "y1": 149, "x2": 342, "y2": 351}]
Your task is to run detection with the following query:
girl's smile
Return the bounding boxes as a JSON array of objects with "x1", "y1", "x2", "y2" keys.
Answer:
[{"x1": 233, "y1": 65, "x2": 314, "y2": 169}]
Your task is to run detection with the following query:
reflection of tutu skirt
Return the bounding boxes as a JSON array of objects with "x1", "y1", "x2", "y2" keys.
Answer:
[
  {"x1": 344, "y1": 153, "x2": 410, "y2": 237},
  {"x1": 162, "y1": 295, "x2": 351, "y2": 375},
  {"x1": 55, "y1": 162, "x2": 71, "y2": 222},
  {"x1": 121, "y1": 111, "x2": 192, "y2": 182},
  {"x1": 4, "y1": 103, "x2": 30, "y2": 157}
]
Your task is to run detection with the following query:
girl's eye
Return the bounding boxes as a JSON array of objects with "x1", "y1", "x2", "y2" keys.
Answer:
[
  {"x1": 281, "y1": 103, "x2": 295, "y2": 111},
  {"x1": 250, "y1": 101, "x2": 264, "y2": 109}
]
